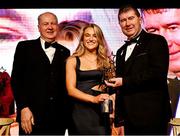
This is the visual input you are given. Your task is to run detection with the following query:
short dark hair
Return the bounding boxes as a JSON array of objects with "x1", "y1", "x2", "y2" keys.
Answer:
[{"x1": 118, "y1": 4, "x2": 140, "y2": 19}]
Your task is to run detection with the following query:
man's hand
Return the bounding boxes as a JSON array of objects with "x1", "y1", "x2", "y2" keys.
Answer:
[
  {"x1": 21, "y1": 107, "x2": 34, "y2": 134},
  {"x1": 105, "y1": 77, "x2": 123, "y2": 88}
]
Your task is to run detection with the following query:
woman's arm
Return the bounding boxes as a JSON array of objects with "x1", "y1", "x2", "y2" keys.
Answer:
[{"x1": 66, "y1": 57, "x2": 109, "y2": 104}]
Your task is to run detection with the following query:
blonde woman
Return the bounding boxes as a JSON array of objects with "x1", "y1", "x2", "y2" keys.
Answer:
[{"x1": 66, "y1": 23, "x2": 115, "y2": 135}]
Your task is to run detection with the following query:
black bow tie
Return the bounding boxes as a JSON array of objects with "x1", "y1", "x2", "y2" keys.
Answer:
[
  {"x1": 124, "y1": 38, "x2": 138, "y2": 46},
  {"x1": 45, "y1": 42, "x2": 58, "y2": 49}
]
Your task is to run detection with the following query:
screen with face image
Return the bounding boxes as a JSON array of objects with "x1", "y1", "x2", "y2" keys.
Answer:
[
  {"x1": 0, "y1": 9, "x2": 123, "y2": 75},
  {"x1": 141, "y1": 8, "x2": 180, "y2": 119}
]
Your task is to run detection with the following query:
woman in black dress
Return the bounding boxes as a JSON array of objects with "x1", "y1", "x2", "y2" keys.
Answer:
[{"x1": 66, "y1": 23, "x2": 115, "y2": 135}]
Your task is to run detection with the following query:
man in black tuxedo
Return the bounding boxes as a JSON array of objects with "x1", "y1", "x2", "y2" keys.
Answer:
[
  {"x1": 105, "y1": 5, "x2": 172, "y2": 135},
  {"x1": 11, "y1": 12, "x2": 70, "y2": 135}
]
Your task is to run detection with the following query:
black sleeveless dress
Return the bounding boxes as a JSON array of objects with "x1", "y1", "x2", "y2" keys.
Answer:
[{"x1": 68, "y1": 57, "x2": 111, "y2": 135}]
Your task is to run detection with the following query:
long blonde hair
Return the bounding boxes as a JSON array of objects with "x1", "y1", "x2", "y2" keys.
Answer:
[{"x1": 72, "y1": 23, "x2": 111, "y2": 70}]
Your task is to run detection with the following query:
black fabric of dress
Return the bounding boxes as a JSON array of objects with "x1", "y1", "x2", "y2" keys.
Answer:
[{"x1": 68, "y1": 57, "x2": 111, "y2": 135}]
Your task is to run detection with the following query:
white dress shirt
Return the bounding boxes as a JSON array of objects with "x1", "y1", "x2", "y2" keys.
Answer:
[
  {"x1": 125, "y1": 43, "x2": 136, "y2": 61},
  {"x1": 40, "y1": 38, "x2": 56, "y2": 64}
]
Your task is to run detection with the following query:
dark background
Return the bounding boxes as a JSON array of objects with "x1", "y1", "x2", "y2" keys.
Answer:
[{"x1": 1, "y1": 0, "x2": 179, "y2": 8}]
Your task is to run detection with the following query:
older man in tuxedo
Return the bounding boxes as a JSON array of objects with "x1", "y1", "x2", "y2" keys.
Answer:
[{"x1": 11, "y1": 12, "x2": 70, "y2": 135}]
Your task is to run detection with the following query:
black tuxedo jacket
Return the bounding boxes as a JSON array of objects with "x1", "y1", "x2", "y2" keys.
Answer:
[
  {"x1": 115, "y1": 30, "x2": 172, "y2": 134},
  {"x1": 11, "y1": 38, "x2": 70, "y2": 130},
  {"x1": 168, "y1": 78, "x2": 180, "y2": 117}
]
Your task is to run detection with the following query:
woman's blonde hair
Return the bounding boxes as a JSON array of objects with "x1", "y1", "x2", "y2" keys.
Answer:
[{"x1": 72, "y1": 23, "x2": 112, "y2": 70}]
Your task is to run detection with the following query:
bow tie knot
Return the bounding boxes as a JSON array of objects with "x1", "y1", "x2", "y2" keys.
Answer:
[
  {"x1": 124, "y1": 38, "x2": 138, "y2": 46},
  {"x1": 45, "y1": 42, "x2": 58, "y2": 49}
]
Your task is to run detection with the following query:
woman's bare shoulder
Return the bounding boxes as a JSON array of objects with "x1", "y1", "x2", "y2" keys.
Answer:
[{"x1": 67, "y1": 56, "x2": 77, "y2": 65}]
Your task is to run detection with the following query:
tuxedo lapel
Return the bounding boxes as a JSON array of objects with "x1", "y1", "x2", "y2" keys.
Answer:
[
  {"x1": 123, "y1": 33, "x2": 145, "y2": 74},
  {"x1": 121, "y1": 44, "x2": 128, "y2": 62},
  {"x1": 117, "y1": 30, "x2": 148, "y2": 75},
  {"x1": 51, "y1": 43, "x2": 67, "y2": 65},
  {"x1": 34, "y1": 38, "x2": 51, "y2": 64},
  {"x1": 52, "y1": 44, "x2": 61, "y2": 65}
]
